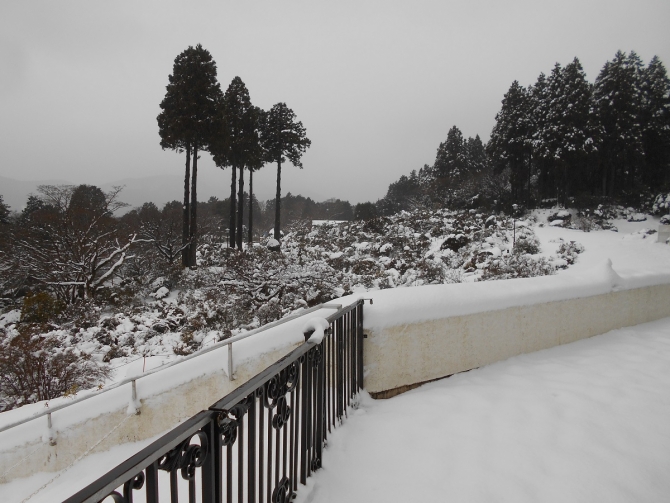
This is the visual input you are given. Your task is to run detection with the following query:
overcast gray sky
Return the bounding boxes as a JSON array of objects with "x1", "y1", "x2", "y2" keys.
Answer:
[{"x1": 1, "y1": 0, "x2": 669, "y2": 206}]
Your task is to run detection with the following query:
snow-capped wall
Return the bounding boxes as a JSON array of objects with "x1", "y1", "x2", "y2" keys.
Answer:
[{"x1": 359, "y1": 260, "x2": 670, "y2": 396}]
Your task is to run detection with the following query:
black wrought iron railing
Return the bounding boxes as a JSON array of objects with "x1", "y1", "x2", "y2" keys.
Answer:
[{"x1": 63, "y1": 299, "x2": 365, "y2": 503}]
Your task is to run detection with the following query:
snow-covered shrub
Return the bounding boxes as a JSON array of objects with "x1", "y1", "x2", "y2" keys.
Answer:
[
  {"x1": 480, "y1": 253, "x2": 554, "y2": 281},
  {"x1": 0, "y1": 324, "x2": 110, "y2": 411},
  {"x1": 547, "y1": 209, "x2": 571, "y2": 227},
  {"x1": 660, "y1": 215, "x2": 670, "y2": 225},
  {"x1": 20, "y1": 291, "x2": 66, "y2": 323},
  {"x1": 652, "y1": 194, "x2": 670, "y2": 215},
  {"x1": 513, "y1": 235, "x2": 540, "y2": 255},
  {"x1": 556, "y1": 241, "x2": 585, "y2": 266}
]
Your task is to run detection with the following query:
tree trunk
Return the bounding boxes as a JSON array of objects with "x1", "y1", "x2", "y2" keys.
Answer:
[
  {"x1": 248, "y1": 169, "x2": 254, "y2": 247},
  {"x1": 237, "y1": 166, "x2": 244, "y2": 250},
  {"x1": 274, "y1": 159, "x2": 282, "y2": 241},
  {"x1": 189, "y1": 144, "x2": 198, "y2": 267},
  {"x1": 527, "y1": 152, "x2": 532, "y2": 209},
  {"x1": 229, "y1": 166, "x2": 237, "y2": 248},
  {"x1": 182, "y1": 144, "x2": 191, "y2": 267}
]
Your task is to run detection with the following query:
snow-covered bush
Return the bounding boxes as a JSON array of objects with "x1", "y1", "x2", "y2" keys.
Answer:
[
  {"x1": 0, "y1": 324, "x2": 110, "y2": 411},
  {"x1": 652, "y1": 193, "x2": 670, "y2": 215},
  {"x1": 556, "y1": 241, "x2": 585, "y2": 266},
  {"x1": 480, "y1": 254, "x2": 554, "y2": 281},
  {"x1": 20, "y1": 291, "x2": 66, "y2": 323}
]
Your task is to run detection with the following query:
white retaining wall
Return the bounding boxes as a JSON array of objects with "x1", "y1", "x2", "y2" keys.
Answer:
[{"x1": 360, "y1": 264, "x2": 670, "y2": 396}]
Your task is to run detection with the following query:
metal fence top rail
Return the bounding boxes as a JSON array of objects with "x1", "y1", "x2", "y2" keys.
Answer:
[
  {"x1": 0, "y1": 301, "x2": 350, "y2": 435},
  {"x1": 64, "y1": 299, "x2": 364, "y2": 503}
]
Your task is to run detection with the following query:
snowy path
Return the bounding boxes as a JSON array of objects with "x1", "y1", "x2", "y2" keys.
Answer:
[{"x1": 296, "y1": 317, "x2": 670, "y2": 503}]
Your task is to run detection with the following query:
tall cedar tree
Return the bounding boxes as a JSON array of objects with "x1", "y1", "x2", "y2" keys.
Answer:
[
  {"x1": 157, "y1": 44, "x2": 221, "y2": 266},
  {"x1": 640, "y1": 56, "x2": 670, "y2": 188},
  {"x1": 433, "y1": 126, "x2": 468, "y2": 187},
  {"x1": 247, "y1": 108, "x2": 266, "y2": 246},
  {"x1": 211, "y1": 77, "x2": 264, "y2": 249},
  {"x1": 533, "y1": 59, "x2": 593, "y2": 204},
  {"x1": 592, "y1": 51, "x2": 645, "y2": 197},
  {"x1": 261, "y1": 103, "x2": 311, "y2": 241},
  {"x1": 488, "y1": 81, "x2": 533, "y2": 205}
]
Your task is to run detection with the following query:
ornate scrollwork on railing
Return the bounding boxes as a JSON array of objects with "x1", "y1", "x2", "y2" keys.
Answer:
[
  {"x1": 218, "y1": 414, "x2": 238, "y2": 446},
  {"x1": 217, "y1": 392, "x2": 254, "y2": 446},
  {"x1": 271, "y1": 476, "x2": 294, "y2": 503},
  {"x1": 308, "y1": 345, "x2": 322, "y2": 368},
  {"x1": 157, "y1": 431, "x2": 209, "y2": 480},
  {"x1": 271, "y1": 395, "x2": 291, "y2": 429},
  {"x1": 263, "y1": 362, "x2": 300, "y2": 430},
  {"x1": 264, "y1": 361, "x2": 300, "y2": 409},
  {"x1": 100, "y1": 471, "x2": 144, "y2": 502}
]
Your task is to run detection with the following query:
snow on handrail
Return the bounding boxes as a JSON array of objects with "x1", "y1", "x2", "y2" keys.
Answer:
[{"x1": 0, "y1": 302, "x2": 345, "y2": 435}]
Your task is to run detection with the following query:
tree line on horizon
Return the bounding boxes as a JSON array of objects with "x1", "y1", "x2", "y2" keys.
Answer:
[
  {"x1": 365, "y1": 50, "x2": 670, "y2": 217},
  {"x1": 157, "y1": 44, "x2": 312, "y2": 268},
  {"x1": 1, "y1": 50, "x2": 669, "y2": 305}
]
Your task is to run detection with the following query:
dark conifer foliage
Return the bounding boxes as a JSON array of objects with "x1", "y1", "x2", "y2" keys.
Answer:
[
  {"x1": 592, "y1": 51, "x2": 645, "y2": 198},
  {"x1": 640, "y1": 56, "x2": 670, "y2": 188},
  {"x1": 434, "y1": 126, "x2": 468, "y2": 183},
  {"x1": 488, "y1": 80, "x2": 533, "y2": 205},
  {"x1": 211, "y1": 77, "x2": 264, "y2": 250},
  {"x1": 261, "y1": 103, "x2": 311, "y2": 241},
  {"x1": 157, "y1": 44, "x2": 222, "y2": 266},
  {"x1": 0, "y1": 195, "x2": 9, "y2": 225},
  {"x1": 533, "y1": 59, "x2": 593, "y2": 205},
  {"x1": 378, "y1": 51, "x2": 670, "y2": 213}
]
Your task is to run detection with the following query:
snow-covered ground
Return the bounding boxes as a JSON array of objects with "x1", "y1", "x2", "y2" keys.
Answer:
[
  {"x1": 534, "y1": 212, "x2": 670, "y2": 284},
  {"x1": 296, "y1": 317, "x2": 670, "y2": 503},
  {"x1": 1, "y1": 211, "x2": 669, "y2": 501}
]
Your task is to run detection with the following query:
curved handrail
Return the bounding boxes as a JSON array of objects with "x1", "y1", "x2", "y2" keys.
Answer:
[{"x1": 0, "y1": 302, "x2": 345, "y2": 435}]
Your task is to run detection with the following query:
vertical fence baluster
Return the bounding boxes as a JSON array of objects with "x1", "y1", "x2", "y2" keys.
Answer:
[
  {"x1": 238, "y1": 413, "x2": 244, "y2": 503},
  {"x1": 274, "y1": 401, "x2": 280, "y2": 490},
  {"x1": 226, "y1": 442, "x2": 233, "y2": 503},
  {"x1": 201, "y1": 418, "x2": 221, "y2": 503},
  {"x1": 267, "y1": 404, "x2": 273, "y2": 503},
  {"x1": 170, "y1": 469, "x2": 178, "y2": 503},
  {"x1": 145, "y1": 462, "x2": 159, "y2": 503},
  {"x1": 300, "y1": 355, "x2": 308, "y2": 485},
  {"x1": 259, "y1": 393, "x2": 264, "y2": 503},
  {"x1": 358, "y1": 302, "x2": 364, "y2": 392},
  {"x1": 248, "y1": 396, "x2": 256, "y2": 503},
  {"x1": 339, "y1": 317, "x2": 345, "y2": 420},
  {"x1": 315, "y1": 341, "x2": 325, "y2": 469},
  {"x1": 292, "y1": 366, "x2": 301, "y2": 492}
]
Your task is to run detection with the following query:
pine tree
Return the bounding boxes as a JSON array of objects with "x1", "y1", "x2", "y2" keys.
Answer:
[
  {"x1": 640, "y1": 55, "x2": 670, "y2": 188},
  {"x1": 211, "y1": 77, "x2": 264, "y2": 249},
  {"x1": 261, "y1": 103, "x2": 311, "y2": 242},
  {"x1": 157, "y1": 44, "x2": 222, "y2": 266}
]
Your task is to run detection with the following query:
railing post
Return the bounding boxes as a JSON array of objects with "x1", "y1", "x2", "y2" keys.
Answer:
[
  {"x1": 357, "y1": 301, "x2": 365, "y2": 392},
  {"x1": 228, "y1": 343, "x2": 234, "y2": 381},
  {"x1": 314, "y1": 342, "x2": 325, "y2": 470},
  {"x1": 46, "y1": 412, "x2": 56, "y2": 446},
  {"x1": 201, "y1": 413, "x2": 222, "y2": 503}
]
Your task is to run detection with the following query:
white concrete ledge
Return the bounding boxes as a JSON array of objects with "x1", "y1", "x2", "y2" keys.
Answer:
[{"x1": 362, "y1": 276, "x2": 670, "y2": 396}]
